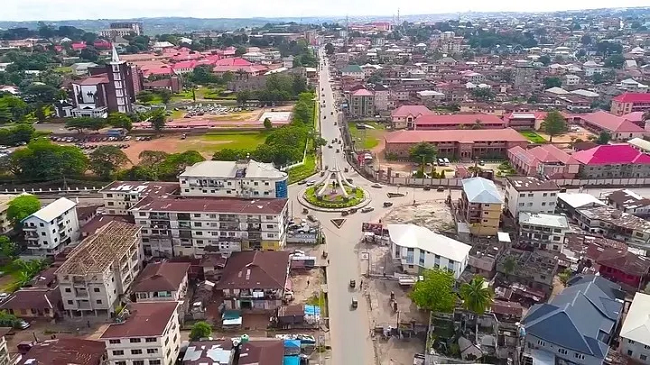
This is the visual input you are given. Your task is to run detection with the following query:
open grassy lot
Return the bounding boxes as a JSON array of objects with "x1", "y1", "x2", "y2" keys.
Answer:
[
  {"x1": 519, "y1": 130, "x2": 547, "y2": 143},
  {"x1": 348, "y1": 121, "x2": 386, "y2": 150},
  {"x1": 191, "y1": 131, "x2": 268, "y2": 151}
]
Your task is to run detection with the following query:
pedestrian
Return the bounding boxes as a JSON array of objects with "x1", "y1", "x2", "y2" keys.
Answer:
[
  {"x1": 307, "y1": 280, "x2": 310, "y2": 286},
  {"x1": 360, "y1": 280, "x2": 363, "y2": 290},
  {"x1": 327, "y1": 259, "x2": 330, "y2": 264}
]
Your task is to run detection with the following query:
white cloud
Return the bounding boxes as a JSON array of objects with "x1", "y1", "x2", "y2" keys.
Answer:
[{"x1": 1, "y1": 0, "x2": 649, "y2": 22}]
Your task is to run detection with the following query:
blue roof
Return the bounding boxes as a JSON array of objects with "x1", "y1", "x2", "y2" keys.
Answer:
[
  {"x1": 284, "y1": 340, "x2": 301, "y2": 348},
  {"x1": 522, "y1": 275, "x2": 622, "y2": 359},
  {"x1": 283, "y1": 355, "x2": 300, "y2": 365}
]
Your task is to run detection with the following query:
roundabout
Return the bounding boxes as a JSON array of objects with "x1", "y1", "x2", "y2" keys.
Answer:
[{"x1": 300, "y1": 162, "x2": 369, "y2": 210}]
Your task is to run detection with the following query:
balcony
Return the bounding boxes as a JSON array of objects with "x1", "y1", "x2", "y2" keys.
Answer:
[
  {"x1": 77, "y1": 300, "x2": 92, "y2": 310},
  {"x1": 22, "y1": 226, "x2": 37, "y2": 231}
]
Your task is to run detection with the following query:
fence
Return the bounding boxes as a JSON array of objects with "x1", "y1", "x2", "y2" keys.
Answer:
[{"x1": 0, "y1": 186, "x2": 103, "y2": 194}]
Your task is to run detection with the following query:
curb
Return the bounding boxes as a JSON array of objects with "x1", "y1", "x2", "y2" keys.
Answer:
[{"x1": 297, "y1": 189, "x2": 373, "y2": 213}]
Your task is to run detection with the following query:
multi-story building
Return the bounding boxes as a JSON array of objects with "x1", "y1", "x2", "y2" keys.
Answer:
[
  {"x1": 411, "y1": 113, "x2": 507, "y2": 130},
  {"x1": 16, "y1": 338, "x2": 106, "y2": 365},
  {"x1": 610, "y1": 92, "x2": 650, "y2": 116},
  {"x1": 132, "y1": 262, "x2": 190, "y2": 303},
  {"x1": 602, "y1": 189, "x2": 650, "y2": 217},
  {"x1": 577, "y1": 111, "x2": 645, "y2": 141},
  {"x1": 131, "y1": 197, "x2": 289, "y2": 258},
  {"x1": 574, "y1": 206, "x2": 650, "y2": 251},
  {"x1": 388, "y1": 224, "x2": 471, "y2": 279},
  {"x1": 504, "y1": 177, "x2": 560, "y2": 217},
  {"x1": 507, "y1": 145, "x2": 580, "y2": 179},
  {"x1": 100, "y1": 22, "x2": 143, "y2": 37},
  {"x1": 518, "y1": 212, "x2": 570, "y2": 252},
  {"x1": 348, "y1": 89, "x2": 375, "y2": 118},
  {"x1": 458, "y1": 177, "x2": 504, "y2": 237},
  {"x1": 573, "y1": 144, "x2": 650, "y2": 179},
  {"x1": 620, "y1": 293, "x2": 650, "y2": 364},
  {"x1": 56, "y1": 221, "x2": 142, "y2": 318},
  {"x1": 216, "y1": 251, "x2": 290, "y2": 311},
  {"x1": 100, "y1": 181, "x2": 179, "y2": 215},
  {"x1": 340, "y1": 64, "x2": 364, "y2": 79},
  {"x1": 372, "y1": 84, "x2": 389, "y2": 111},
  {"x1": 0, "y1": 194, "x2": 17, "y2": 234},
  {"x1": 179, "y1": 160, "x2": 288, "y2": 199},
  {"x1": 22, "y1": 197, "x2": 79, "y2": 257},
  {"x1": 384, "y1": 128, "x2": 528, "y2": 161},
  {"x1": 390, "y1": 105, "x2": 434, "y2": 129},
  {"x1": 101, "y1": 302, "x2": 181, "y2": 365},
  {"x1": 71, "y1": 47, "x2": 141, "y2": 117}
]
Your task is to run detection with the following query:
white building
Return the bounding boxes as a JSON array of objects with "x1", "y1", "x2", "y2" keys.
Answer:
[
  {"x1": 100, "y1": 181, "x2": 179, "y2": 215},
  {"x1": 583, "y1": 60, "x2": 604, "y2": 76},
  {"x1": 101, "y1": 301, "x2": 181, "y2": 365},
  {"x1": 603, "y1": 189, "x2": 650, "y2": 218},
  {"x1": 131, "y1": 262, "x2": 190, "y2": 303},
  {"x1": 504, "y1": 177, "x2": 560, "y2": 217},
  {"x1": 518, "y1": 212, "x2": 570, "y2": 252},
  {"x1": 0, "y1": 194, "x2": 18, "y2": 235},
  {"x1": 131, "y1": 197, "x2": 289, "y2": 258},
  {"x1": 179, "y1": 160, "x2": 288, "y2": 199},
  {"x1": 620, "y1": 292, "x2": 650, "y2": 364},
  {"x1": 56, "y1": 221, "x2": 142, "y2": 318},
  {"x1": 0, "y1": 328, "x2": 10, "y2": 365},
  {"x1": 22, "y1": 197, "x2": 80, "y2": 257},
  {"x1": 388, "y1": 224, "x2": 471, "y2": 279},
  {"x1": 565, "y1": 74, "x2": 580, "y2": 86}
]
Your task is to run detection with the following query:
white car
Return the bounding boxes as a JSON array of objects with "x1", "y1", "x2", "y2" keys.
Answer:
[
  {"x1": 361, "y1": 207, "x2": 375, "y2": 213},
  {"x1": 0, "y1": 292, "x2": 9, "y2": 302},
  {"x1": 371, "y1": 183, "x2": 383, "y2": 189},
  {"x1": 306, "y1": 180, "x2": 316, "y2": 186}
]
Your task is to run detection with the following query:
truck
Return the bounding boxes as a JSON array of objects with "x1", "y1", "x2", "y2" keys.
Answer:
[{"x1": 387, "y1": 192, "x2": 406, "y2": 198}]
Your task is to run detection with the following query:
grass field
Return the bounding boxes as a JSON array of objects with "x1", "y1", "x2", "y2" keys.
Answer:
[
  {"x1": 348, "y1": 121, "x2": 386, "y2": 150},
  {"x1": 519, "y1": 130, "x2": 547, "y2": 143},
  {"x1": 194, "y1": 131, "x2": 268, "y2": 150}
]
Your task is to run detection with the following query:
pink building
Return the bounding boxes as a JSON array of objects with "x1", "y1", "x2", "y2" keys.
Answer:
[
  {"x1": 412, "y1": 113, "x2": 507, "y2": 130},
  {"x1": 507, "y1": 144, "x2": 580, "y2": 179},
  {"x1": 390, "y1": 105, "x2": 434, "y2": 129}
]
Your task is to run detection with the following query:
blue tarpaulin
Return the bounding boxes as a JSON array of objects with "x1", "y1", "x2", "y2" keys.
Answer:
[
  {"x1": 283, "y1": 356, "x2": 300, "y2": 365},
  {"x1": 304, "y1": 305, "x2": 321, "y2": 316},
  {"x1": 284, "y1": 340, "x2": 301, "y2": 348}
]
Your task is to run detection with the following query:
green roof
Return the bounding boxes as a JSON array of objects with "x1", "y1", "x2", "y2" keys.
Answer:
[{"x1": 341, "y1": 64, "x2": 363, "y2": 73}]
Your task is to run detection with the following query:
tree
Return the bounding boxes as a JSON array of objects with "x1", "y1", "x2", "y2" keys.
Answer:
[
  {"x1": 12, "y1": 258, "x2": 48, "y2": 287},
  {"x1": 558, "y1": 268, "x2": 573, "y2": 286},
  {"x1": 158, "y1": 89, "x2": 172, "y2": 104},
  {"x1": 502, "y1": 256, "x2": 517, "y2": 275},
  {"x1": 189, "y1": 321, "x2": 213, "y2": 340},
  {"x1": 65, "y1": 117, "x2": 107, "y2": 133},
  {"x1": 604, "y1": 54, "x2": 625, "y2": 69},
  {"x1": 471, "y1": 119, "x2": 483, "y2": 130},
  {"x1": 235, "y1": 46, "x2": 247, "y2": 56},
  {"x1": 0, "y1": 236, "x2": 17, "y2": 259},
  {"x1": 23, "y1": 84, "x2": 59, "y2": 104},
  {"x1": 460, "y1": 275, "x2": 494, "y2": 316},
  {"x1": 10, "y1": 140, "x2": 89, "y2": 181},
  {"x1": 543, "y1": 77, "x2": 562, "y2": 89},
  {"x1": 596, "y1": 131, "x2": 611, "y2": 145},
  {"x1": 6, "y1": 194, "x2": 41, "y2": 229},
  {"x1": 263, "y1": 117, "x2": 273, "y2": 130},
  {"x1": 409, "y1": 142, "x2": 437, "y2": 174},
  {"x1": 410, "y1": 268, "x2": 456, "y2": 312},
  {"x1": 158, "y1": 150, "x2": 205, "y2": 180},
  {"x1": 107, "y1": 112, "x2": 133, "y2": 131},
  {"x1": 324, "y1": 42, "x2": 335, "y2": 55},
  {"x1": 541, "y1": 110, "x2": 567, "y2": 143},
  {"x1": 138, "y1": 150, "x2": 169, "y2": 167},
  {"x1": 89, "y1": 145, "x2": 129, "y2": 179},
  {"x1": 212, "y1": 148, "x2": 248, "y2": 161},
  {"x1": 236, "y1": 90, "x2": 251, "y2": 106},
  {"x1": 0, "y1": 311, "x2": 21, "y2": 328},
  {"x1": 137, "y1": 91, "x2": 156, "y2": 104},
  {"x1": 148, "y1": 108, "x2": 167, "y2": 131},
  {"x1": 0, "y1": 94, "x2": 30, "y2": 123},
  {"x1": 538, "y1": 55, "x2": 551, "y2": 66},
  {"x1": 580, "y1": 34, "x2": 592, "y2": 45},
  {"x1": 79, "y1": 46, "x2": 100, "y2": 62}
]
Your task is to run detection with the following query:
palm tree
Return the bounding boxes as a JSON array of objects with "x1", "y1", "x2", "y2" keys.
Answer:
[
  {"x1": 460, "y1": 275, "x2": 494, "y2": 344},
  {"x1": 471, "y1": 119, "x2": 483, "y2": 130}
]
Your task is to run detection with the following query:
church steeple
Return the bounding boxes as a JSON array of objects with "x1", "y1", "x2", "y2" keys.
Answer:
[{"x1": 111, "y1": 44, "x2": 121, "y2": 64}]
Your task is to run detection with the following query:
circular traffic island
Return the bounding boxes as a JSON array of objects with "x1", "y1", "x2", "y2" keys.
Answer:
[{"x1": 304, "y1": 183, "x2": 366, "y2": 209}]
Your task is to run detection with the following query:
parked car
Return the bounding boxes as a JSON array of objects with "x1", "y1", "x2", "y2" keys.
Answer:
[
  {"x1": 306, "y1": 180, "x2": 316, "y2": 186},
  {"x1": 383, "y1": 201, "x2": 393, "y2": 207},
  {"x1": 371, "y1": 183, "x2": 382, "y2": 189},
  {"x1": 297, "y1": 180, "x2": 307, "y2": 185},
  {"x1": 361, "y1": 207, "x2": 375, "y2": 213}
]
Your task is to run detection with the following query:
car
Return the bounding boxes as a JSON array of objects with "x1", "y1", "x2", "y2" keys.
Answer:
[
  {"x1": 478, "y1": 160, "x2": 485, "y2": 166},
  {"x1": 437, "y1": 187, "x2": 445, "y2": 192},
  {"x1": 17, "y1": 320, "x2": 30, "y2": 329},
  {"x1": 361, "y1": 207, "x2": 374, "y2": 213},
  {"x1": 0, "y1": 292, "x2": 9, "y2": 301},
  {"x1": 297, "y1": 180, "x2": 307, "y2": 185},
  {"x1": 306, "y1": 180, "x2": 316, "y2": 186},
  {"x1": 307, "y1": 215, "x2": 317, "y2": 222},
  {"x1": 328, "y1": 145, "x2": 333, "y2": 148},
  {"x1": 371, "y1": 183, "x2": 382, "y2": 189},
  {"x1": 383, "y1": 201, "x2": 394, "y2": 207}
]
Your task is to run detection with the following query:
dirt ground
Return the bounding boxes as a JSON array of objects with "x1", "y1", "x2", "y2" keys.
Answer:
[
  {"x1": 290, "y1": 269, "x2": 326, "y2": 305},
  {"x1": 376, "y1": 337, "x2": 426, "y2": 365},
  {"x1": 536, "y1": 125, "x2": 596, "y2": 143}
]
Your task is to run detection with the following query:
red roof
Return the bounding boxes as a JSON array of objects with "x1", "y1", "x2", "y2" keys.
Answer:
[
  {"x1": 132, "y1": 262, "x2": 190, "y2": 293},
  {"x1": 621, "y1": 111, "x2": 645, "y2": 123},
  {"x1": 385, "y1": 128, "x2": 528, "y2": 144},
  {"x1": 214, "y1": 57, "x2": 252, "y2": 67},
  {"x1": 572, "y1": 144, "x2": 650, "y2": 165},
  {"x1": 78, "y1": 74, "x2": 109, "y2": 86},
  {"x1": 391, "y1": 105, "x2": 434, "y2": 118},
  {"x1": 352, "y1": 89, "x2": 373, "y2": 96},
  {"x1": 100, "y1": 302, "x2": 179, "y2": 338},
  {"x1": 216, "y1": 251, "x2": 290, "y2": 290},
  {"x1": 527, "y1": 144, "x2": 578, "y2": 165},
  {"x1": 71, "y1": 42, "x2": 87, "y2": 51},
  {"x1": 580, "y1": 111, "x2": 644, "y2": 133},
  {"x1": 414, "y1": 113, "x2": 506, "y2": 126},
  {"x1": 132, "y1": 196, "x2": 288, "y2": 215},
  {"x1": 612, "y1": 92, "x2": 650, "y2": 103},
  {"x1": 17, "y1": 338, "x2": 105, "y2": 365}
]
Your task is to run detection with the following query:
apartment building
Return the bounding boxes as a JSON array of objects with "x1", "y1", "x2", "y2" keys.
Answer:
[
  {"x1": 0, "y1": 328, "x2": 10, "y2": 365},
  {"x1": 132, "y1": 262, "x2": 190, "y2": 303},
  {"x1": 388, "y1": 224, "x2": 471, "y2": 279},
  {"x1": 458, "y1": 177, "x2": 504, "y2": 237},
  {"x1": 507, "y1": 144, "x2": 580, "y2": 179},
  {"x1": 179, "y1": 160, "x2": 288, "y2": 199},
  {"x1": 518, "y1": 212, "x2": 570, "y2": 252},
  {"x1": 575, "y1": 206, "x2": 650, "y2": 250},
  {"x1": 348, "y1": 89, "x2": 375, "y2": 118},
  {"x1": 504, "y1": 177, "x2": 560, "y2": 217},
  {"x1": 131, "y1": 197, "x2": 289, "y2": 258},
  {"x1": 22, "y1": 197, "x2": 80, "y2": 257},
  {"x1": 0, "y1": 194, "x2": 17, "y2": 234},
  {"x1": 100, "y1": 181, "x2": 179, "y2": 215},
  {"x1": 573, "y1": 144, "x2": 650, "y2": 179},
  {"x1": 602, "y1": 189, "x2": 650, "y2": 217},
  {"x1": 620, "y1": 293, "x2": 650, "y2": 365},
  {"x1": 56, "y1": 221, "x2": 142, "y2": 318},
  {"x1": 610, "y1": 92, "x2": 650, "y2": 116},
  {"x1": 101, "y1": 302, "x2": 181, "y2": 365}
]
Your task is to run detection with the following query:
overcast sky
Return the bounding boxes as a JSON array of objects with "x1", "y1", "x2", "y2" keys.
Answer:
[{"x1": 2, "y1": 0, "x2": 649, "y2": 22}]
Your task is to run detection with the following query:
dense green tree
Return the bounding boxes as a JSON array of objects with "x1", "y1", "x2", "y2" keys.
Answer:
[
  {"x1": 325, "y1": 42, "x2": 335, "y2": 55},
  {"x1": 409, "y1": 142, "x2": 437, "y2": 166},
  {"x1": 10, "y1": 140, "x2": 89, "y2": 181},
  {"x1": 0, "y1": 236, "x2": 17, "y2": 259},
  {"x1": 148, "y1": 108, "x2": 167, "y2": 131},
  {"x1": 23, "y1": 84, "x2": 59, "y2": 104},
  {"x1": 0, "y1": 94, "x2": 30, "y2": 123},
  {"x1": 410, "y1": 268, "x2": 456, "y2": 312},
  {"x1": 189, "y1": 321, "x2": 213, "y2": 341},
  {"x1": 543, "y1": 77, "x2": 562, "y2": 89},
  {"x1": 137, "y1": 90, "x2": 156, "y2": 103},
  {"x1": 460, "y1": 275, "x2": 494, "y2": 316},
  {"x1": 6, "y1": 194, "x2": 41, "y2": 228},
  {"x1": 138, "y1": 150, "x2": 169, "y2": 167},
  {"x1": 158, "y1": 89, "x2": 172, "y2": 104},
  {"x1": 538, "y1": 55, "x2": 551, "y2": 66},
  {"x1": 65, "y1": 117, "x2": 107, "y2": 133},
  {"x1": 89, "y1": 145, "x2": 130, "y2": 179},
  {"x1": 158, "y1": 150, "x2": 205, "y2": 180},
  {"x1": 604, "y1": 54, "x2": 625, "y2": 69},
  {"x1": 541, "y1": 110, "x2": 567, "y2": 143},
  {"x1": 596, "y1": 131, "x2": 612, "y2": 145},
  {"x1": 263, "y1": 117, "x2": 273, "y2": 130},
  {"x1": 107, "y1": 112, "x2": 133, "y2": 131},
  {"x1": 212, "y1": 148, "x2": 249, "y2": 161}
]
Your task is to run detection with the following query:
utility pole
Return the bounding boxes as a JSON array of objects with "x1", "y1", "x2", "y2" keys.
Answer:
[
  {"x1": 397, "y1": 8, "x2": 400, "y2": 25},
  {"x1": 344, "y1": 15, "x2": 349, "y2": 52}
]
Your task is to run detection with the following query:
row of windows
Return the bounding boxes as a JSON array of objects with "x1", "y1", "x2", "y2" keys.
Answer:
[
  {"x1": 109, "y1": 337, "x2": 158, "y2": 344},
  {"x1": 112, "y1": 348, "x2": 159, "y2": 355},
  {"x1": 114, "y1": 360, "x2": 160, "y2": 365},
  {"x1": 137, "y1": 212, "x2": 275, "y2": 220},
  {"x1": 518, "y1": 192, "x2": 557, "y2": 198}
]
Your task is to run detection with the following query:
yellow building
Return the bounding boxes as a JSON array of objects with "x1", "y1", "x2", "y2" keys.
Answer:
[{"x1": 458, "y1": 177, "x2": 503, "y2": 236}]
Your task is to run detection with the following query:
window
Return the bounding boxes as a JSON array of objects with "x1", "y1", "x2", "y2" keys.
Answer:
[
  {"x1": 541, "y1": 202, "x2": 546, "y2": 206},
  {"x1": 147, "y1": 348, "x2": 159, "y2": 354},
  {"x1": 112, "y1": 350, "x2": 124, "y2": 355},
  {"x1": 575, "y1": 353, "x2": 585, "y2": 360},
  {"x1": 194, "y1": 214, "x2": 201, "y2": 218},
  {"x1": 628, "y1": 339, "x2": 636, "y2": 344},
  {"x1": 139, "y1": 212, "x2": 146, "y2": 217},
  {"x1": 131, "y1": 349, "x2": 142, "y2": 355},
  {"x1": 65, "y1": 288, "x2": 71, "y2": 292},
  {"x1": 130, "y1": 338, "x2": 141, "y2": 343},
  {"x1": 558, "y1": 348, "x2": 567, "y2": 355},
  {"x1": 641, "y1": 355, "x2": 648, "y2": 361},
  {"x1": 537, "y1": 340, "x2": 546, "y2": 346},
  {"x1": 96, "y1": 300, "x2": 102, "y2": 304},
  {"x1": 115, "y1": 362, "x2": 126, "y2": 365},
  {"x1": 543, "y1": 193, "x2": 548, "y2": 197},
  {"x1": 109, "y1": 339, "x2": 120, "y2": 344},
  {"x1": 150, "y1": 361, "x2": 161, "y2": 365},
  {"x1": 67, "y1": 300, "x2": 73, "y2": 304},
  {"x1": 94, "y1": 288, "x2": 100, "y2": 292},
  {"x1": 133, "y1": 361, "x2": 145, "y2": 365}
]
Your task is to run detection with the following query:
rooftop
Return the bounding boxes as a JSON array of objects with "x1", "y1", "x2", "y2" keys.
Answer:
[
  {"x1": 578, "y1": 206, "x2": 650, "y2": 232},
  {"x1": 100, "y1": 302, "x2": 179, "y2": 338},
  {"x1": 385, "y1": 128, "x2": 528, "y2": 144},
  {"x1": 579, "y1": 111, "x2": 644, "y2": 133},
  {"x1": 507, "y1": 177, "x2": 560, "y2": 192},
  {"x1": 519, "y1": 212, "x2": 569, "y2": 229},
  {"x1": 0, "y1": 286, "x2": 60, "y2": 312},
  {"x1": 596, "y1": 247, "x2": 650, "y2": 277},
  {"x1": 131, "y1": 262, "x2": 190, "y2": 293},
  {"x1": 391, "y1": 104, "x2": 434, "y2": 118},
  {"x1": 612, "y1": 92, "x2": 650, "y2": 103},
  {"x1": 462, "y1": 177, "x2": 503, "y2": 204},
  {"x1": 620, "y1": 292, "x2": 650, "y2": 344},
  {"x1": 572, "y1": 144, "x2": 650, "y2": 165},
  {"x1": 179, "y1": 160, "x2": 286, "y2": 180},
  {"x1": 100, "y1": 181, "x2": 179, "y2": 198},
  {"x1": 131, "y1": 197, "x2": 288, "y2": 215},
  {"x1": 55, "y1": 221, "x2": 141, "y2": 275},
  {"x1": 414, "y1": 113, "x2": 506, "y2": 126},
  {"x1": 557, "y1": 192, "x2": 605, "y2": 209},
  {"x1": 387, "y1": 224, "x2": 472, "y2": 262},
  {"x1": 602, "y1": 189, "x2": 650, "y2": 211},
  {"x1": 17, "y1": 338, "x2": 106, "y2": 365},
  {"x1": 215, "y1": 251, "x2": 290, "y2": 290},
  {"x1": 22, "y1": 197, "x2": 76, "y2": 223}
]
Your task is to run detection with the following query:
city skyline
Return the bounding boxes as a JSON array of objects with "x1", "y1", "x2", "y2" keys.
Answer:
[{"x1": 2, "y1": 0, "x2": 650, "y2": 22}]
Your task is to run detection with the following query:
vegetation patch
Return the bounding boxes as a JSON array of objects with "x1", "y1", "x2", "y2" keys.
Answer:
[
  {"x1": 519, "y1": 130, "x2": 547, "y2": 143},
  {"x1": 304, "y1": 184, "x2": 365, "y2": 208},
  {"x1": 348, "y1": 121, "x2": 386, "y2": 150}
]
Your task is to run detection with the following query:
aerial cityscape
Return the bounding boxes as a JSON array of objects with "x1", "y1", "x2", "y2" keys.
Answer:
[{"x1": 1, "y1": 4, "x2": 650, "y2": 365}]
